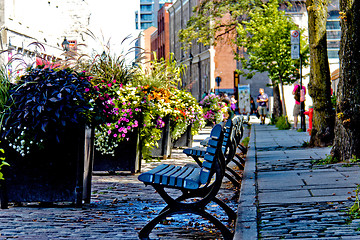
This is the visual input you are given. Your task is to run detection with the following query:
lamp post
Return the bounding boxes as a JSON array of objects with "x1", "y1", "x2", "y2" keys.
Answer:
[
  {"x1": 189, "y1": 53, "x2": 193, "y2": 91},
  {"x1": 61, "y1": 37, "x2": 70, "y2": 52}
]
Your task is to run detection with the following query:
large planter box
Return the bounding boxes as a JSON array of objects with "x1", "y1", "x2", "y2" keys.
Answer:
[
  {"x1": 93, "y1": 129, "x2": 141, "y2": 174},
  {"x1": 151, "y1": 116, "x2": 171, "y2": 159},
  {"x1": 172, "y1": 125, "x2": 193, "y2": 148},
  {"x1": 0, "y1": 125, "x2": 94, "y2": 209}
]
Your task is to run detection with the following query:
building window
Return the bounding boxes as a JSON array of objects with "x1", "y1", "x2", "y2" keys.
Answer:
[
  {"x1": 140, "y1": 5, "x2": 153, "y2": 12},
  {"x1": 141, "y1": 22, "x2": 153, "y2": 29},
  {"x1": 326, "y1": 10, "x2": 340, "y2": 59},
  {"x1": 141, "y1": 14, "x2": 153, "y2": 21}
]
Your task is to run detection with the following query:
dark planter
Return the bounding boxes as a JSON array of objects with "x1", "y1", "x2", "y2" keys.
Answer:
[
  {"x1": 0, "y1": 125, "x2": 94, "y2": 209},
  {"x1": 172, "y1": 125, "x2": 193, "y2": 148},
  {"x1": 151, "y1": 116, "x2": 171, "y2": 159},
  {"x1": 93, "y1": 129, "x2": 141, "y2": 174}
]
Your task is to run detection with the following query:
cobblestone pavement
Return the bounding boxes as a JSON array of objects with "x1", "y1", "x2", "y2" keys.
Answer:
[
  {"x1": 0, "y1": 127, "x2": 241, "y2": 240},
  {"x1": 236, "y1": 123, "x2": 360, "y2": 240}
]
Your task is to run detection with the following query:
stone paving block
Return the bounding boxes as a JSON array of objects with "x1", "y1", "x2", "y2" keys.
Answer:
[
  {"x1": 257, "y1": 171, "x2": 304, "y2": 190},
  {"x1": 259, "y1": 189, "x2": 311, "y2": 204}
]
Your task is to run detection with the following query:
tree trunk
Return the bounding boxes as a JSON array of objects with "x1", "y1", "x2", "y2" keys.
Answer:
[
  {"x1": 272, "y1": 84, "x2": 282, "y2": 118},
  {"x1": 306, "y1": 0, "x2": 334, "y2": 147},
  {"x1": 331, "y1": 1, "x2": 360, "y2": 161}
]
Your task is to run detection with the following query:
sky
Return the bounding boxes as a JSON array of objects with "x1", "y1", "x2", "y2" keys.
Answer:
[{"x1": 86, "y1": 0, "x2": 140, "y2": 59}]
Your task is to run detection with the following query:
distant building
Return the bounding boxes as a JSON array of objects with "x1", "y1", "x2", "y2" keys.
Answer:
[
  {"x1": 155, "y1": 2, "x2": 172, "y2": 60},
  {"x1": 169, "y1": 0, "x2": 239, "y2": 101},
  {"x1": 0, "y1": 0, "x2": 90, "y2": 67},
  {"x1": 136, "y1": 0, "x2": 173, "y2": 30}
]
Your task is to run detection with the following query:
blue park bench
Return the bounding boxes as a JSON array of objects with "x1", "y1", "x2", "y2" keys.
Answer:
[
  {"x1": 183, "y1": 116, "x2": 246, "y2": 188},
  {"x1": 137, "y1": 123, "x2": 235, "y2": 240}
]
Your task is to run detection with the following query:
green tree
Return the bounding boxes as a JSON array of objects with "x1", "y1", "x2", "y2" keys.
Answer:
[
  {"x1": 179, "y1": 0, "x2": 263, "y2": 48},
  {"x1": 331, "y1": 0, "x2": 360, "y2": 161},
  {"x1": 235, "y1": 0, "x2": 309, "y2": 117},
  {"x1": 306, "y1": 0, "x2": 334, "y2": 147}
]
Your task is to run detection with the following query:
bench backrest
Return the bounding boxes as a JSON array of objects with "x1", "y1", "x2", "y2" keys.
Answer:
[{"x1": 199, "y1": 123, "x2": 224, "y2": 185}]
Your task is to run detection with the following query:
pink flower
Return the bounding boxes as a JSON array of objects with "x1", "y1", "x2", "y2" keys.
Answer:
[
  {"x1": 85, "y1": 88, "x2": 90, "y2": 92},
  {"x1": 122, "y1": 134, "x2": 126, "y2": 137},
  {"x1": 107, "y1": 83, "x2": 112, "y2": 87},
  {"x1": 107, "y1": 123, "x2": 111, "y2": 127},
  {"x1": 107, "y1": 130, "x2": 111, "y2": 134},
  {"x1": 113, "y1": 134, "x2": 117, "y2": 137},
  {"x1": 113, "y1": 79, "x2": 116, "y2": 83},
  {"x1": 115, "y1": 125, "x2": 119, "y2": 128},
  {"x1": 127, "y1": 126, "x2": 131, "y2": 129}
]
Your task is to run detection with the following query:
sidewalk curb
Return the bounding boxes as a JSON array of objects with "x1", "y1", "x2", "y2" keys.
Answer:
[{"x1": 234, "y1": 124, "x2": 258, "y2": 240}]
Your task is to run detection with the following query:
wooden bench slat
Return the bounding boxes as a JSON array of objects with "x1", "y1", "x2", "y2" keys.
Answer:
[
  {"x1": 204, "y1": 153, "x2": 215, "y2": 163},
  {"x1": 138, "y1": 164, "x2": 170, "y2": 183},
  {"x1": 202, "y1": 161, "x2": 212, "y2": 170},
  {"x1": 161, "y1": 166, "x2": 182, "y2": 185},
  {"x1": 207, "y1": 139, "x2": 218, "y2": 147},
  {"x1": 183, "y1": 167, "x2": 202, "y2": 189},
  {"x1": 168, "y1": 167, "x2": 192, "y2": 187},
  {"x1": 199, "y1": 168, "x2": 211, "y2": 184},
  {"x1": 153, "y1": 165, "x2": 177, "y2": 184},
  {"x1": 176, "y1": 167, "x2": 195, "y2": 188}
]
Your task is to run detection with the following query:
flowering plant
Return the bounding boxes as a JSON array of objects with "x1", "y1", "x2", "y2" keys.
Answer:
[
  {"x1": 199, "y1": 94, "x2": 227, "y2": 125},
  {"x1": 169, "y1": 88, "x2": 205, "y2": 140},
  {"x1": 84, "y1": 50, "x2": 178, "y2": 159},
  {"x1": 94, "y1": 83, "x2": 142, "y2": 155},
  {"x1": 1, "y1": 67, "x2": 106, "y2": 156}
]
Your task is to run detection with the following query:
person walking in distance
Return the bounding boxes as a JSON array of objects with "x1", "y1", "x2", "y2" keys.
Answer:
[
  {"x1": 257, "y1": 88, "x2": 268, "y2": 124},
  {"x1": 292, "y1": 82, "x2": 306, "y2": 130}
]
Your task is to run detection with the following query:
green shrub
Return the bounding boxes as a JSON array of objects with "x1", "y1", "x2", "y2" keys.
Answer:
[
  {"x1": 315, "y1": 154, "x2": 339, "y2": 165},
  {"x1": 275, "y1": 116, "x2": 291, "y2": 130},
  {"x1": 349, "y1": 185, "x2": 360, "y2": 219},
  {"x1": 241, "y1": 137, "x2": 250, "y2": 148}
]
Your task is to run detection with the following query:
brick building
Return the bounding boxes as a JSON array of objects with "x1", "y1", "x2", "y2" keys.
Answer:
[
  {"x1": 168, "y1": 0, "x2": 215, "y2": 101},
  {"x1": 156, "y1": 2, "x2": 172, "y2": 60}
]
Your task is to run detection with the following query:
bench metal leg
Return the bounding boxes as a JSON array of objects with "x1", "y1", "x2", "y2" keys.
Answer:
[
  {"x1": 138, "y1": 207, "x2": 175, "y2": 239},
  {"x1": 230, "y1": 156, "x2": 245, "y2": 170},
  {"x1": 226, "y1": 166, "x2": 241, "y2": 181},
  {"x1": 139, "y1": 207, "x2": 234, "y2": 240},
  {"x1": 195, "y1": 209, "x2": 234, "y2": 240},
  {"x1": 212, "y1": 197, "x2": 237, "y2": 221},
  {"x1": 234, "y1": 153, "x2": 245, "y2": 166},
  {"x1": 224, "y1": 172, "x2": 240, "y2": 188},
  {"x1": 238, "y1": 144, "x2": 247, "y2": 154}
]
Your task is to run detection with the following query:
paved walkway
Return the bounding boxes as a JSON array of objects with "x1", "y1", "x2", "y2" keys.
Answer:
[{"x1": 235, "y1": 123, "x2": 360, "y2": 239}]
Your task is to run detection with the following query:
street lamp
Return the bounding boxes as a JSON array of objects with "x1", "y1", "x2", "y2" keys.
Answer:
[{"x1": 61, "y1": 37, "x2": 70, "y2": 51}]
